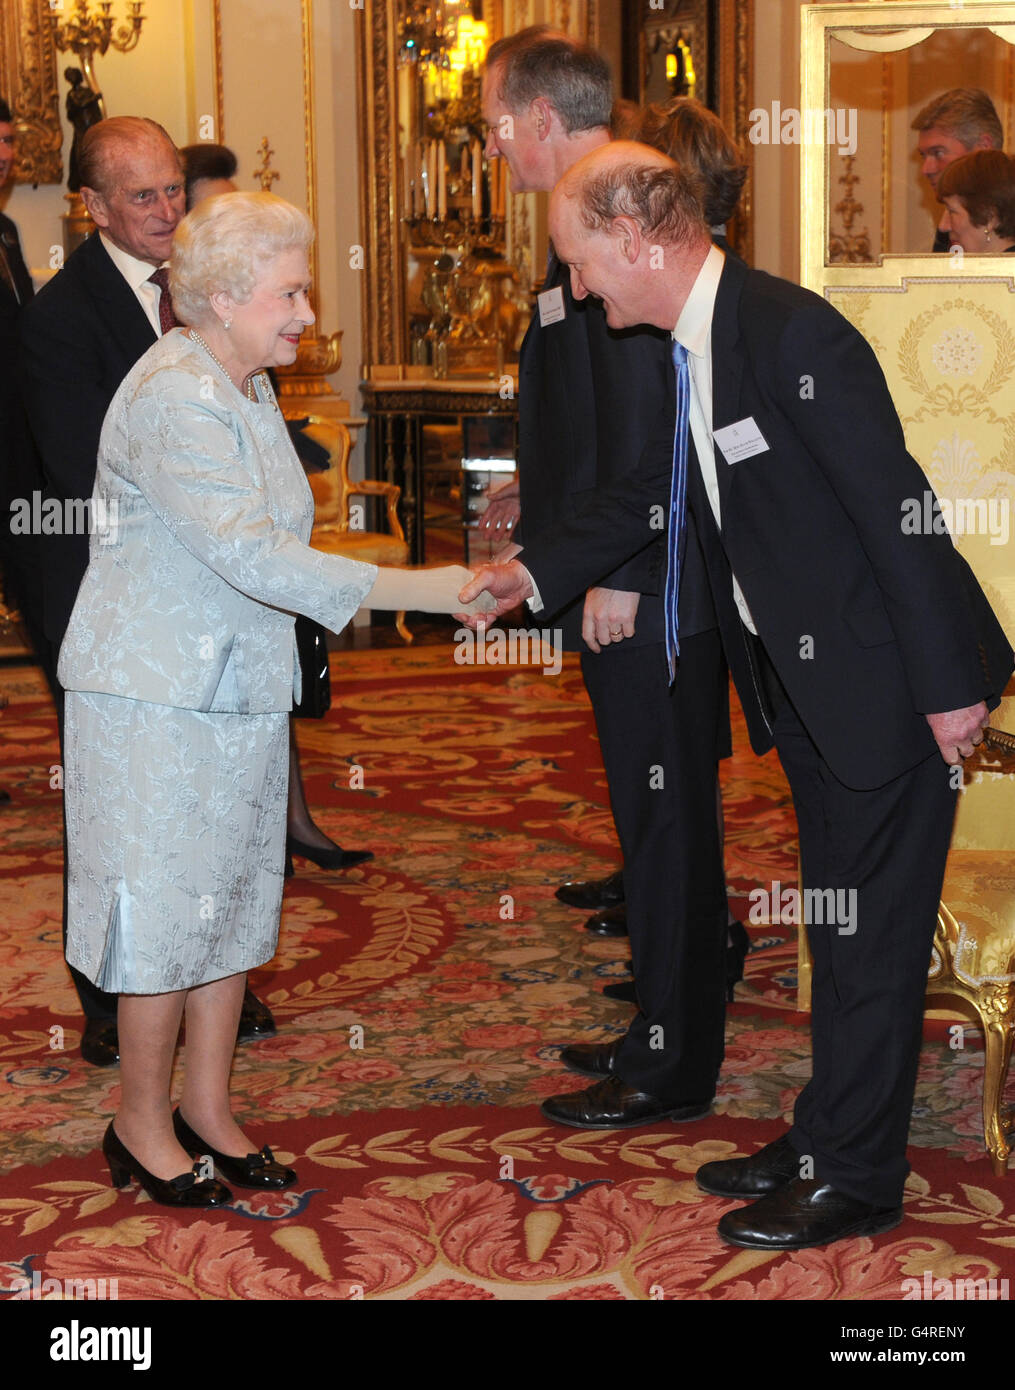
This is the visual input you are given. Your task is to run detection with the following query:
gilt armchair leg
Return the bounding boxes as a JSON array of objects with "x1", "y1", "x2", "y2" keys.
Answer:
[
  {"x1": 982, "y1": 1017, "x2": 1014, "y2": 1176},
  {"x1": 396, "y1": 611, "x2": 413, "y2": 645}
]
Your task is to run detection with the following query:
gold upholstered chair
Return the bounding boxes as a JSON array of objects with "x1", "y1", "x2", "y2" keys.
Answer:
[
  {"x1": 298, "y1": 416, "x2": 412, "y2": 644},
  {"x1": 927, "y1": 726, "x2": 1015, "y2": 1177}
]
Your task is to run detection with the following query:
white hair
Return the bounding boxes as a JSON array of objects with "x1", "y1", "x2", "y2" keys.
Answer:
[{"x1": 170, "y1": 191, "x2": 313, "y2": 326}]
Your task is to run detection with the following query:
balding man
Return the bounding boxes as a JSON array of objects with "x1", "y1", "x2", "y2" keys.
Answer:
[
  {"x1": 481, "y1": 30, "x2": 730, "y2": 1131},
  {"x1": 20, "y1": 117, "x2": 274, "y2": 1063},
  {"x1": 464, "y1": 142, "x2": 1013, "y2": 1250}
]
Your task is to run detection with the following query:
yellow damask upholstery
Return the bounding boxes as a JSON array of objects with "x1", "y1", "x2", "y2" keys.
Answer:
[
  {"x1": 807, "y1": 268, "x2": 1015, "y2": 1171},
  {"x1": 297, "y1": 417, "x2": 412, "y2": 644}
]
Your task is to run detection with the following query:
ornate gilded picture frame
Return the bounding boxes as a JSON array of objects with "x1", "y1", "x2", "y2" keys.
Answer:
[{"x1": 0, "y1": 0, "x2": 63, "y2": 185}]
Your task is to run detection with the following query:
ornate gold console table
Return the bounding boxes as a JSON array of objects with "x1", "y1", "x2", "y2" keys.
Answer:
[{"x1": 360, "y1": 372, "x2": 519, "y2": 563}]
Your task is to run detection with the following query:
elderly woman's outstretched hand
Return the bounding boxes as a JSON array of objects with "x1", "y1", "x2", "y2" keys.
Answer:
[{"x1": 365, "y1": 564, "x2": 497, "y2": 616}]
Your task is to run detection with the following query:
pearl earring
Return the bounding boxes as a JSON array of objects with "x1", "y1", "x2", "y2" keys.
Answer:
[{"x1": 224, "y1": 319, "x2": 232, "y2": 330}]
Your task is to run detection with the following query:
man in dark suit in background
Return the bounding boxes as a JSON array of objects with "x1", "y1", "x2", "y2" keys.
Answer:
[
  {"x1": 462, "y1": 142, "x2": 1012, "y2": 1249},
  {"x1": 913, "y1": 88, "x2": 1003, "y2": 252},
  {"x1": 19, "y1": 116, "x2": 274, "y2": 1064},
  {"x1": 0, "y1": 96, "x2": 42, "y2": 660},
  {"x1": 481, "y1": 31, "x2": 731, "y2": 1129}
]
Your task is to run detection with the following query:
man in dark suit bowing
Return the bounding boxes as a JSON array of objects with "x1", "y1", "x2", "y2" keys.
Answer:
[
  {"x1": 461, "y1": 142, "x2": 1013, "y2": 1250},
  {"x1": 20, "y1": 116, "x2": 274, "y2": 1064},
  {"x1": 481, "y1": 31, "x2": 730, "y2": 1127}
]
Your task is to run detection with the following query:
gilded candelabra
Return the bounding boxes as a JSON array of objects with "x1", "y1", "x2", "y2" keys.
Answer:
[{"x1": 48, "y1": 0, "x2": 146, "y2": 96}]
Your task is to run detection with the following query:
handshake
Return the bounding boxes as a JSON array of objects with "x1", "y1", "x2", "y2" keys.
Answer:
[{"x1": 366, "y1": 561, "x2": 534, "y2": 623}]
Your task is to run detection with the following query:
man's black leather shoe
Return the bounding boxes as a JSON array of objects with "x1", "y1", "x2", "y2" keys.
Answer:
[
  {"x1": 555, "y1": 869, "x2": 624, "y2": 911},
  {"x1": 559, "y1": 1038, "x2": 623, "y2": 1079},
  {"x1": 81, "y1": 1019, "x2": 119, "y2": 1067},
  {"x1": 541, "y1": 1074, "x2": 711, "y2": 1130},
  {"x1": 696, "y1": 1133, "x2": 801, "y2": 1198},
  {"x1": 717, "y1": 1178, "x2": 903, "y2": 1250},
  {"x1": 584, "y1": 904, "x2": 628, "y2": 937},
  {"x1": 237, "y1": 988, "x2": 276, "y2": 1043},
  {"x1": 602, "y1": 979, "x2": 637, "y2": 1003}
]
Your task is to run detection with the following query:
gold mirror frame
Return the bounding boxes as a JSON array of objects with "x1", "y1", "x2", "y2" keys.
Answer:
[
  {"x1": 801, "y1": 0, "x2": 1015, "y2": 291},
  {"x1": 357, "y1": 1, "x2": 754, "y2": 366},
  {"x1": 0, "y1": 0, "x2": 63, "y2": 184}
]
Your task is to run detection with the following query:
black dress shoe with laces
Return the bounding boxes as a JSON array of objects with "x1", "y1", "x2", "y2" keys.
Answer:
[
  {"x1": 696, "y1": 1133, "x2": 802, "y2": 1198},
  {"x1": 103, "y1": 1123, "x2": 232, "y2": 1208},
  {"x1": 237, "y1": 988, "x2": 276, "y2": 1043},
  {"x1": 558, "y1": 1038, "x2": 623, "y2": 1079},
  {"x1": 172, "y1": 1109, "x2": 297, "y2": 1190},
  {"x1": 81, "y1": 1019, "x2": 119, "y2": 1067},
  {"x1": 555, "y1": 869, "x2": 624, "y2": 911},
  {"x1": 717, "y1": 1177, "x2": 903, "y2": 1250},
  {"x1": 541, "y1": 1074, "x2": 711, "y2": 1130},
  {"x1": 584, "y1": 904, "x2": 628, "y2": 937}
]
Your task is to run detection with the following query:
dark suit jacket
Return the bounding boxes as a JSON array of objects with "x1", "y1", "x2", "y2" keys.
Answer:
[
  {"x1": 19, "y1": 232, "x2": 157, "y2": 640},
  {"x1": 520, "y1": 254, "x2": 1013, "y2": 790},
  {"x1": 516, "y1": 257, "x2": 713, "y2": 650},
  {"x1": 0, "y1": 211, "x2": 39, "y2": 580}
]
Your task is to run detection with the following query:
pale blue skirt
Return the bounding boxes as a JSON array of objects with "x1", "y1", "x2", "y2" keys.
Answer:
[{"x1": 63, "y1": 691, "x2": 288, "y2": 994}]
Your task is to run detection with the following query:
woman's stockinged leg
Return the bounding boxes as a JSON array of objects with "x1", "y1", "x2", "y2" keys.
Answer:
[
  {"x1": 114, "y1": 989, "x2": 192, "y2": 1180},
  {"x1": 179, "y1": 971, "x2": 258, "y2": 1157}
]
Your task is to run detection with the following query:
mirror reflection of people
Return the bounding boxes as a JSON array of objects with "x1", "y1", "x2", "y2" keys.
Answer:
[
  {"x1": 57, "y1": 190, "x2": 492, "y2": 1207},
  {"x1": 937, "y1": 149, "x2": 1015, "y2": 253},
  {"x1": 178, "y1": 141, "x2": 369, "y2": 876},
  {"x1": 911, "y1": 88, "x2": 1003, "y2": 252}
]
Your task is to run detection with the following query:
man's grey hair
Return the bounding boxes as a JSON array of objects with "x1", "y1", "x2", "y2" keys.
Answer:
[
  {"x1": 912, "y1": 88, "x2": 1003, "y2": 150},
  {"x1": 486, "y1": 25, "x2": 612, "y2": 135},
  {"x1": 575, "y1": 160, "x2": 707, "y2": 248}
]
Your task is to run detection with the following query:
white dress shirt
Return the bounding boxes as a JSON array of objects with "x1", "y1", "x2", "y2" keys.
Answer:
[
  {"x1": 99, "y1": 233, "x2": 167, "y2": 337},
  {"x1": 673, "y1": 243, "x2": 757, "y2": 634}
]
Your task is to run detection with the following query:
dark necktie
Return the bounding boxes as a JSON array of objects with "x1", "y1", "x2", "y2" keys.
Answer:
[
  {"x1": 664, "y1": 339, "x2": 691, "y2": 681},
  {"x1": 147, "y1": 266, "x2": 180, "y2": 335}
]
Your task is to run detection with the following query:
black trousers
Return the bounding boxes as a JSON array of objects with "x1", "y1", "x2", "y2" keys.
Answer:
[
  {"x1": 581, "y1": 630, "x2": 728, "y2": 1100},
  {"x1": 753, "y1": 637, "x2": 957, "y2": 1207}
]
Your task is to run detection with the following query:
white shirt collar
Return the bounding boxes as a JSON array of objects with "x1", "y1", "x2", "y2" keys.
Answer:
[
  {"x1": 672, "y1": 243, "x2": 725, "y2": 358},
  {"x1": 99, "y1": 232, "x2": 165, "y2": 293}
]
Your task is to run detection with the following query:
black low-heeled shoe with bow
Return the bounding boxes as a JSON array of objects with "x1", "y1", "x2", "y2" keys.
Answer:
[
  {"x1": 172, "y1": 1109, "x2": 298, "y2": 1190},
  {"x1": 103, "y1": 1122, "x2": 233, "y2": 1208}
]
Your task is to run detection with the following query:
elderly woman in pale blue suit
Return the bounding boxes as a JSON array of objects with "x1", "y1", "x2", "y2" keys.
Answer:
[{"x1": 58, "y1": 192, "x2": 490, "y2": 1208}]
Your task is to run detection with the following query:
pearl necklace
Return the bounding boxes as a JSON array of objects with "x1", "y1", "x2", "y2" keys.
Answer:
[{"x1": 188, "y1": 329, "x2": 267, "y2": 404}]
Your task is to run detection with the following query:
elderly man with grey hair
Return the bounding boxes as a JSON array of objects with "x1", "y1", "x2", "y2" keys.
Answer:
[
  {"x1": 480, "y1": 28, "x2": 737, "y2": 1134},
  {"x1": 463, "y1": 141, "x2": 1012, "y2": 1251}
]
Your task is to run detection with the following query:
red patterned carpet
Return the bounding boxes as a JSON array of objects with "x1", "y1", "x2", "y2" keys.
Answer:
[{"x1": 0, "y1": 643, "x2": 1012, "y2": 1303}]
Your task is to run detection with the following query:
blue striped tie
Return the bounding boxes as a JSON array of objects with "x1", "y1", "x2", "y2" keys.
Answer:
[{"x1": 664, "y1": 339, "x2": 690, "y2": 681}]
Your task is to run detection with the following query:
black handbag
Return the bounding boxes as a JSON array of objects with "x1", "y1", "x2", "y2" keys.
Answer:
[{"x1": 293, "y1": 615, "x2": 332, "y2": 719}]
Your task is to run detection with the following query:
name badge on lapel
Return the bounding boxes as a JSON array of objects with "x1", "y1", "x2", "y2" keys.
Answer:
[
  {"x1": 537, "y1": 286, "x2": 565, "y2": 327},
  {"x1": 713, "y1": 416, "x2": 770, "y2": 464}
]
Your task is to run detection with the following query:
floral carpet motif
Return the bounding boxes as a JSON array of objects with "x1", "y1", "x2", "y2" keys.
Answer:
[{"x1": 0, "y1": 645, "x2": 1012, "y2": 1301}]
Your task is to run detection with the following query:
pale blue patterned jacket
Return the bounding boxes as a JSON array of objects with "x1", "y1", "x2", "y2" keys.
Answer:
[{"x1": 58, "y1": 330, "x2": 377, "y2": 713}]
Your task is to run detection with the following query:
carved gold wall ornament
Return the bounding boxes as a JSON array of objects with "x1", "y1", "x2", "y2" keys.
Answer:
[
  {"x1": 253, "y1": 135, "x2": 279, "y2": 193},
  {"x1": 1, "y1": 0, "x2": 63, "y2": 185},
  {"x1": 828, "y1": 156, "x2": 872, "y2": 264}
]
